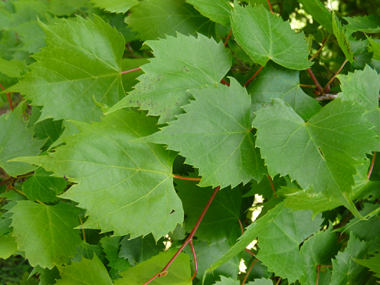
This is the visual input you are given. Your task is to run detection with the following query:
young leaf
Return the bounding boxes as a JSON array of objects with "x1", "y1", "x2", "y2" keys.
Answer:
[
  {"x1": 7, "y1": 16, "x2": 125, "y2": 123},
  {"x1": 22, "y1": 167, "x2": 68, "y2": 203},
  {"x1": 14, "y1": 109, "x2": 184, "y2": 240},
  {"x1": 10, "y1": 201, "x2": 82, "y2": 269},
  {"x1": 142, "y1": 78, "x2": 266, "y2": 188},
  {"x1": 213, "y1": 276, "x2": 240, "y2": 285},
  {"x1": 297, "y1": 0, "x2": 332, "y2": 32},
  {"x1": 231, "y1": 2, "x2": 312, "y2": 70},
  {"x1": 186, "y1": 0, "x2": 233, "y2": 26},
  {"x1": 247, "y1": 61, "x2": 321, "y2": 121},
  {"x1": 331, "y1": 234, "x2": 370, "y2": 285},
  {"x1": 107, "y1": 33, "x2": 232, "y2": 124},
  {"x1": 252, "y1": 98, "x2": 378, "y2": 217},
  {"x1": 114, "y1": 251, "x2": 192, "y2": 285},
  {"x1": 344, "y1": 15, "x2": 380, "y2": 35},
  {"x1": 332, "y1": 12, "x2": 354, "y2": 63},
  {"x1": 0, "y1": 102, "x2": 44, "y2": 177},
  {"x1": 55, "y1": 255, "x2": 113, "y2": 285},
  {"x1": 126, "y1": 0, "x2": 214, "y2": 41},
  {"x1": 90, "y1": 0, "x2": 138, "y2": 14}
]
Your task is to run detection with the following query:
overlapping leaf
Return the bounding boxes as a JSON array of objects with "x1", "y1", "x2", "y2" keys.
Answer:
[
  {"x1": 332, "y1": 13, "x2": 354, "y2": 63},
  {"x1": 14, "y1": 109, "x2": 184, "y2": 239},
  {"x1": 345, "y1": 15, "x2": 380, "y2": 35},
  {"x1": 55, "y1": 255, "x2": 113, "y2": 285},
  {"x1": 367, "y1": 36, "x2": 380, "y2": 61},
  {"x1": 354, "y1": 253, "x2": 380, "y2": 278},
  {"x1": 231, "y1": 3, "x2": 312, "y2": 70},
  {"x1": 252, "y1": 98, "x2": 378, "y2": 216},
  {"x1": 246, "y1": 279, "x2": 273, "y2": 285},
  {"x1": 7, "y1": 16, "x2": 125, "y2": 123},
  {"x1": 297, "y1": 0, "x2": 332, "y2": 32},
  {"x1": 100, "y1": 236, "x2": 130, "y2": 276},
  {"x1": 90, "y1": 0, "x2": 138, "y2": 14},
  {"x1": 126, "y1": 0, "x2": 214, "y2": 41},
  {"x1": 214, "y1": 276, "x2": 239, "y2": 285},
  {"x1": 247, "y1": 61, "x2": 321, "y2": 121},
  {"x1": 0, "y1": 234, "x2": 17, "y2": 259},
  {"x1": 142, "y1": 79, "x2": 266, "y2": 188},
  {"x1": 10, "y1": 201, "x2": 82, "y2": 269},
  {"x1": 0, "y1": 102, "x2": 44, "y2": 177},
  {"x1": 186, "y1": 0, "x2": 233, "y2": 26},
  {"x1": 107, "y1": 33, "x2": 232, "y2": 124}
]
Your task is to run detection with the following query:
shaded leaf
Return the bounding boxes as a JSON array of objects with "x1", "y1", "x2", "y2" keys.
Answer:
[
  {"x1": 0, "y1": 57, "x2": 25, "y2": 78},
  {"x1": 367, "y1": 36, "x2": 380, "y2": 61},
  {"x1": 107, "y1": 33, "x2": 232, "y2": 124},
  {"x1": 0, "y1": 234, "x2": 17, "y2": 259},
  {"x1": 344, "y1": 15, "x2": 380, "y2": 35},
  {"x1": 332, "y1": 12, "x2": 354, "y2": 63},
  {"x1": 297, "y1": 0, "x2": 332, "y2": 32},
  {"x1": 354, "y1": 253, "x2": 380, "y2": 278},
  {"x1": 100, "y1": 236, "x2": 130, "y2": 275},
  {"x1": 186, "y1": 0, "x2": 233, "y2": 26},
  {"x1": 231, "y1": 3, "x2": 312, "y2": 70}
]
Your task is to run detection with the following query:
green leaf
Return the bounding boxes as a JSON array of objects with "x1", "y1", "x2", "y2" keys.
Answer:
[
  {"x1": 121, "y1": 58, "x2": 149, "y2": 93},
  {"x1": 255, "y1": 209, "x2": 323, "y2": 283},
  {"x1": 354, "y1": 253, "x2": 380, "y2": 278},
  {"x1": 7, "y1": 16, "x2": 125, "y2": 123},
  {"x1": 247, "y1": 61, "x2": 321, "y2": 121},
  {"x1": 0, "y1": 234, "x2": 17, "y2": 259},
  {"x1": 297, "y1": 0, "x2": 332, "y2": 32},
  {"x1": 338, "y1": 65, "x2": 380, "y2": 143},
  {"x1": 126, "y1": 0, "x2": 215, "y2": 41},
  {"x1": 367, "y1": 35, "x2": 380, "y2": 62},
  {"x1": 114, "y1": 251, "x2": 192, "y2": 285},
  {"x1": 90, "y1": 0, "x2": 138, "y2": 14},
  {"x1": 332, "y1": 12, "x2": 354, "y2": 63},
  {"x1": 107, "y1": 33, "x2": 232, "y2": 124},
  {"x1": 55, "y1": 255, "x2": 113, "y2": 285},
  {"x1": 186, "y1": 0, "x2": 233, "y2": 26},
  {"x1": 48, "y1": 0, "x2": 89, "y2": 16},
  {"x1": 100, "y1": 236, "x2": 130, "y2": 275},
  {"x1": 331, "y1": 233, "x2": 369, "y2": 285},
  {"x1": 213, "y1": 276, "x2": 239, "y2": 285},
  {"x1": 0, "y1": 57, "x2": 25, "y2": 78},
  {"x1": 246, "y1": 278, "x2": 273, "y2": 285},
  {"x1": 344, "y1": 15, "x2": 380, "y2": 35},
  {"x1": 252, "y1": 98, "x2": 378, "y2": 217},
  {"x1": 176, "y1": 179, "x2": 241, "y2": 243},
  {"x1": 119, "y1": 234, "x2": 164, "y2": 266},
  {"x1": 299, "y1": 226, "x2": 338, "y2": 284},
  {"x1": 10, "y1": 201, "x2": 82, "y2": 269},
  {"x1": 143, "y1": 79, "x2": 266, "y2": 188},
  {"x1": 13, "y1": 20, "x2": 46, "y2": 54},
  {"x1": 231, "y1": 3, "x2": 312, "y2": 70},
  {"x1": 14, "y1": 109, "x2": 184, "y2": 239},
  {"x1": 0, "y1": 102, "x2": 44, "y2": 177},
  {"x1": 22, "y1": 167, "x2": 68, "y2": 203}
]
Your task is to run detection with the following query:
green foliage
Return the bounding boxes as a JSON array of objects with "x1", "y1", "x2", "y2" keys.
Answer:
[{"x1": 1, "y1": 0, "x2": 380, "y2": 284}]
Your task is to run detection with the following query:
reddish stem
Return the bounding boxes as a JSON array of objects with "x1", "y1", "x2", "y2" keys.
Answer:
[
  {"x1": 245, "y1": 248, "x2": 256, "y2": 257},
  {"x1": 0, "y1": 83, "x2": 13, "y2": 111},
  {"x1": 307, "y1": 68, "x2": 323, "y2": 92},
  {"x1": 323, "y1": 59, "x2": 348, "y2": 92},
  {"x1": 241, "y1": 259, "x2": 257, "y2": 285},
  {"x1": 244, "y1": 65, "x2": 264, "y2": 87},
  {"x1": 368, "y1": 152, "x2": 377, "y2": 180},
  {"x1": 221, "y1": 78, "x2": 230, "y2": 86},
  {"x1": 224, "y1": 29, "x2": 233, "y2": 47},
  {"x1": 143, "y1": 186, "x2": 221, "y2": 285},
  {"x1": 266, "y1": 0, "x2": 274, "y2": 13},
  {"x1": 268, "y1": 175, "x2": 277, "y2": 198},
  {"x1": 173, "y1": 175, "x2": 201, "y2": 181},
  {"x1": 121, "y1": 67, "x2": 141, "y2": 74},
  {"x1": 238, "y1": 218, "x2": 244, "y2": 234},
  {"x1": 316, "y1": 265, "x2": 320, "y2": 285},
  {"x1": 189, "y1": 240, "x2": 197, "y2": 281}
]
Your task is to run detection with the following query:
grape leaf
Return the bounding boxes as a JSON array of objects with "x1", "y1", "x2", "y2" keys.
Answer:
[
  {"x1": 0, "y1": 234, "x2": 17, "y2": 259},
  {"x1": 7, "y1": 16, "x2": 125, "y2": 123},
  {"x1": 48, "y1": 0, "x2": 89, "y2": 16},
  {"x1": 344, "y1": 15, "x2": 380, "y2": 35},
  {"x1": 332, "y1": 12, "x2": 354, "y2": 63},
  {"x1": 114, "y1": 251, "x2": 192, "y2": 285},
  {"x1": 338, "y1": 65, "x2": 380, "y2": 142},
  {"x1": 186, "y1": 0, "x2": 233, "y2": 26},
  {"x1": 14, "y1": 109, "x2": 184, "y2": 239},
  {"x1": 10, "y1": 201, "x2": 82, "y2": 269},
  {"x1": 176, "y1": 179, "x2": 241, "y2": 243},
  {"x1": 354, "y1": 253, "x2": 380, "y2": 278},
  {"x1": 213, "y1": 276, "x2": 239, "y2": 285},
  {"x1": 331, "y1": 233, "x2": 369, "y2": 285},
  {"x1": 22, "y1": 167, "x2": 68, "y2": 203},
  {"x1": 231, "y1": 3, "x2": 312, "y2": 70},
  {"x1": 107, "y1": 33, "x2": 232, "y2": 124},
  {"x1": 255, "y1": 209, "x2": 323, "y2": 283},
  {"x1": 119, "y1": 234, "x2": 164, "y2": 266},
  {"x1": 246, "y1": 278, "x2": 273, "y2": 285},
  {"x1": 367, "y1": 35, "x2": 380, "y2": 61},
  {"x1": 0, "y1": 57, "x2": 25, "y2": 78},
  {"x1": 299, "y1": 227, "x2": 338, "y2": 284},
  {"x1": 30, "y1": 266, "x2": 60, "y2": 285},
  {"x1": 247, "y1": 61, "x2": 321, "y2": 121},
  {"x1": 90, "y1": 0, "x2": 138, "y2": 14},
  {"x1": 252, "y1": 98, "x2": 378, "y2": 217},
  {"x1": 13, "y1": 20, "x2": 46, "y2": 54},
  {"x1": 126, "y1": 0, "x2": 214, "y2": 41},
  {"x1": 0, "y1": 102, "x2": 43, "y2": 177},
  {"x1": 297, "y1": 0, "x2": 332, "y2": 32},
  {"x1": 142, "y1": 78, "x2": 266, "y2": 188},
  {"x1": 55, "y1": 255, "x2": 113, "y2": 285},
  {"x1": 100, "y1": 236, "x2": 130, "y2": 275}
]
